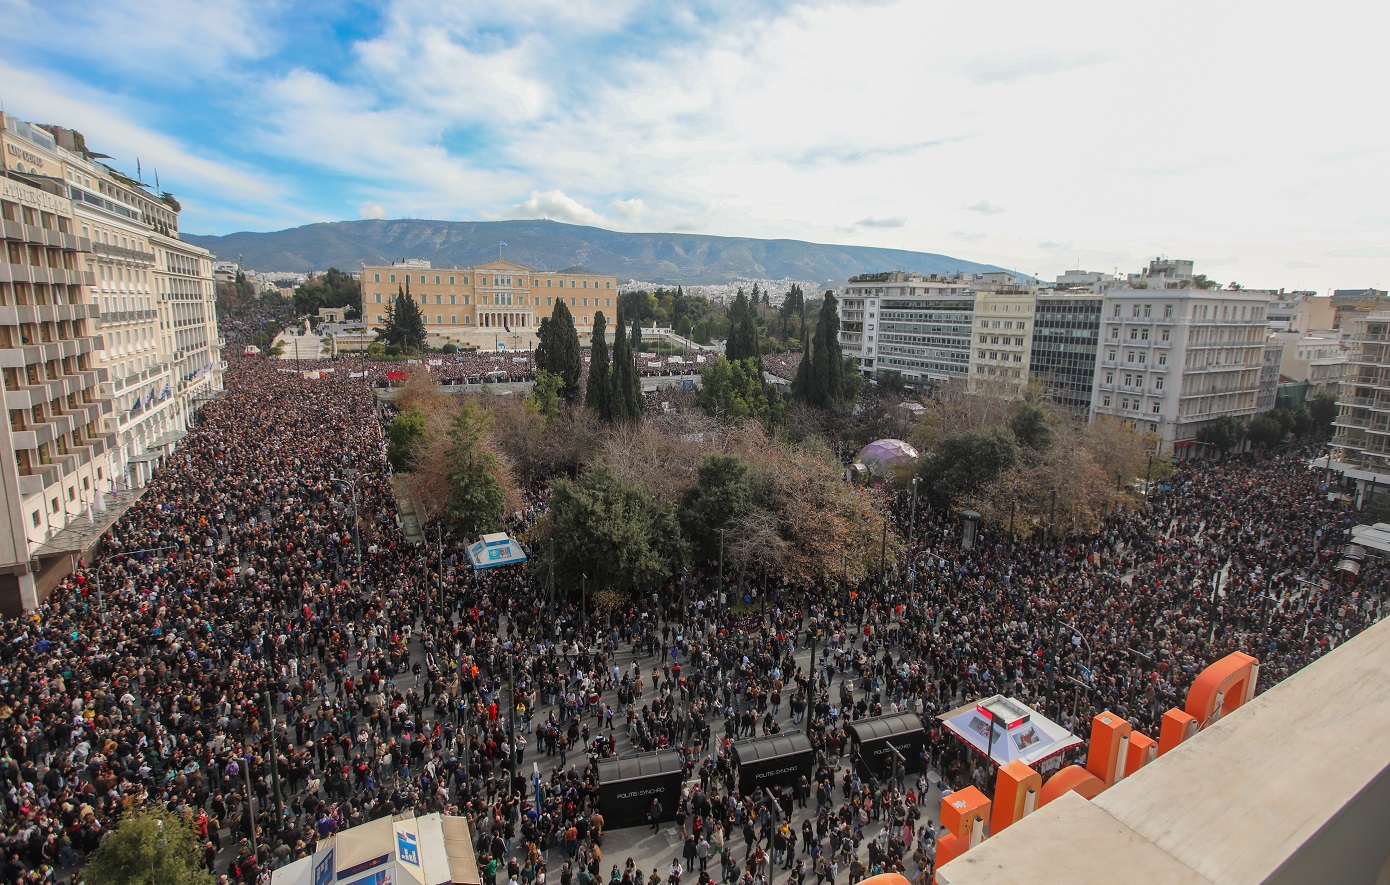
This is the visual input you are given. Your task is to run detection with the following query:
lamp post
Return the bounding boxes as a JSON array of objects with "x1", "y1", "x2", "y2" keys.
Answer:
[
  {"x1": 328, "y1": 476, "x2": 363, "y2": 573},
  {"x1": 1054, "y1": 617, "x2": 1093, "y2": 722},
  {"x1": 909, "y1": 476, "x2": 920, "y2": 548}
]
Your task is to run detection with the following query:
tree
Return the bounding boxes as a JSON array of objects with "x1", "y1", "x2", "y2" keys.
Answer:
[
  {"x1": 1246, "y1": 414, "x2": 1284, "y2": 448},
  {"x1": 1009, "y1": 400, "x2": 1054, "y2": 451},
  {"x1": 610, "y1": 309, "x2": 643, "y2": 421},
  {"x1": 675, "y1": 315, "x2": 693, "y2": 339},
  {"x1": 793, "y1": 291, "x2": 851, "y2": 409},
  {"x1": 726, "y1": 289, "x2": 761, "y2": 367},
  {"x1": 680, "y1": 454, "x2": 755, "y2": 561},
  {"x1": 377, "y1": 281, "x2": 425, "y2": 351},
  {"x1": 536, "y1": 301, "x2": 582, "y2": 403},
  {"x1": 630, "y1": 314, "x2": 642, "y2": 351},
  {"x1": 699, "y1": 356, "x2": 773, "y2": 424},
  {"x1": 586, "y1": 312, "x2": 612, "y2": 420},
  {"x1": 85, "y1": 808, "x2": 214, "y2": 885},
  {"x1": 693, "y1": 319, "x2": 712, "y2": 345},
  {"x1": 539, "y1": 466, "x2": 687, "y2": 598},
  {"x1": 1306, "y1": 393, "x2": 1338, "y2": 436},
  {"x1": 1197, "y1": 415, "x2": 1246, "y2": 453},
  {"x1": 386, "y1": 406, "x2": 428, "y2": 471},
  {"x1": 443, "y1": 400, "x2": 508, "y2": 538},
  {"x1": 917, "y1": 427, "x2": 1017, "y2": 507},
  {"x1": 529, "y1": 369, "x2": 564, "y2": 420}
]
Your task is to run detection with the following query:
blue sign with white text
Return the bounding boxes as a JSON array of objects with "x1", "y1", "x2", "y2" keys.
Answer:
[{"x1": 397, "y1": 831, "x2": 420, "y2": 867}]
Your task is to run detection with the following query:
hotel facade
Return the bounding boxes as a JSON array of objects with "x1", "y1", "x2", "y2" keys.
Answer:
[{"x1": 360, "y1": 260, "x2": 620, "y2": 350}]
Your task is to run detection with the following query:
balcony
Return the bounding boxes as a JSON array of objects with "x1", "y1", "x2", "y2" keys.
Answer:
[{"x1": 91, "y1": 240, "x2": 156, "y2": 264}]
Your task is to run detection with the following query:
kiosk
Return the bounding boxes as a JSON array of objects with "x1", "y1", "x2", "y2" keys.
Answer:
[
  {"x1": 596, "y1": 751, "x2": 686, "y2": 829},
  {"x1": 731, "y1": 732, "x2": 814, "y2": 796},
  {"x1": 845, "y1": 712, "x2": 925, "y2": 781}
]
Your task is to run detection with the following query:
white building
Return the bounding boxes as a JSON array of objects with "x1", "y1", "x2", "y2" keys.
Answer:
[
  {"x1": 0, "y1": 115, "x2": 119, "y2": 611},
  {"x1": 1276, "y1": 331, "x2": 1348, "y2": 397},
  {"x1": 969, "y1": 287, "x2": 1036, "y2": 395},
  {"x1": 1090, "y1": 260, "x2": 1270, "y2": 451},
  {"x1": 839, "y1": 272, "x2": 976, "y2": 386}
]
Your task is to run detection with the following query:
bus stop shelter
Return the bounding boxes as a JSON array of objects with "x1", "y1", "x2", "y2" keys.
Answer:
[
  {"x1": 596, "y1": 751, "x2": 686, "y2": 829},
  {"x1": 731, "y1": 732, "x2": 814, "y2": 795},
  {"x1": 845, "y1": 712, "x2": 925, "y2": 781}
]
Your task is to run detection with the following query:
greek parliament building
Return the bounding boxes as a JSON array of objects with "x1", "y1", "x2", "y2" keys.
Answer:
[
  {"x1": 0, "y1": 113, "x2": 222, "y2": 612},
  {"x1": 360, "y1": 259, "x2": 618, "y2": 350}
]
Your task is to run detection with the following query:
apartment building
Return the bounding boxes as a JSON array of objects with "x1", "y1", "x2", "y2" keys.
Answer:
[
  {"x1": 360, "y1": 260, "x2": 619, "y2": 350},
  {"x1": 1326, "y1": 312, "x2": 1390, "y2": 507},
  {"x1": 1091, "y1": 260, "x2": 1269, "y2": 450},
  {"x1": 969, "y1": 288, "x2": 1035, "y2": 394},
  {"x1": 0, "y1": 135, "x2": 115, "y2": 611},
  {"x1": 1030, "y1": 292, "x2": 1103, "y2": 413},
  {"x1": 839, "y1": 272, "x2": 981, "y2": 387}
]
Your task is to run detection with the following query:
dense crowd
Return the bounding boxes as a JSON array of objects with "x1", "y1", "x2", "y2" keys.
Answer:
[{"x1": 0, "y1": 310, "x2": 1375, "y2": 885}]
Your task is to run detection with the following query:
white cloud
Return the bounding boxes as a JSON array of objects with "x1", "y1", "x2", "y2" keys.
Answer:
[
  {"x1": 359, "y1": 202, "x2": 387, "y2": 219},
  {"x1": 952, "y1": 231, "x2": 987, "y2": 243},
  {"x1": 855, "y1": 217, "x2": 907, "y2": 229},
  {"x1": 961, "y1": 51, "x2": 1108, "y2": 85},
  {"x1": 609, "y1": 198, "x2": 646, "y2": 222},
  {"x1": 963, "y1": 201, "x2": 1005, "y2": 216},
  {"x1": 511, "y1": 190, "x2": 608, "y2": 226}
]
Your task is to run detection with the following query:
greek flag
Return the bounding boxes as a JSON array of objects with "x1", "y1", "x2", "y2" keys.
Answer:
[{"x1": 499, "y1": 241, "x2": 508, "y2": 247}]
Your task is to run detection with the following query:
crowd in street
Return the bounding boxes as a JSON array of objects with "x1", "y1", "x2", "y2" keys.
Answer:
[{"x1": 0, "y1": 309, "x2": 1375, "y2": 885}]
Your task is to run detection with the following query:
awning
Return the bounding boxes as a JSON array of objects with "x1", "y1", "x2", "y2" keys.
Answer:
[
  {"x1": 30, "y1": 485, "x2": 150, "y2": 558},
  {"x1": 466, "y1": 533, "x2": 528, "y2": 569},
  {"x1": 1351, "y1": 524, "x2": 1390, "y2": 555},
  {"x1": 939, "y1": 695, "x2": 1082, "y2": 768}
]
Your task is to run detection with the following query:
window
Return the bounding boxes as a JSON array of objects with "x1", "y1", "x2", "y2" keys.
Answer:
[
  {"x1": 1110, "y1": 329, "x2": 1119, "y2": 339},
  {"x1": 1108, "y1": 350, "x2": 1116, "y2": 361},
  {"x1": 571, "y1": 280, "x2": 577, "y2": 287},
  {"x1": 436, "y1": 316, "x2": 442, "y2": 324},
  {"x1": 1138, "y1": 353, "x2": 1147, "y2": 364},
  {"x1": 450, "y1": 276, "x2": 456, "y2": 285},
  {"x1": 435, "y1": 295, "x2": 442, "y2": 304},
  {"x1": 1132, "y1": 306, "x2": 1140, "y2": 317},
  {"x1": 435, "y1": 276, "x2": 441, "y2": 284},
  {"x1": 1105, "y1": 373, "x2": 1114, "y2": 384},
  {"x1": 463, "y1": 276, "x2": 469, "y2": 285},
  {"x1": 570, "y1": 298, "x2": 576, "y2": 305},
  {"x1": 1161, "y1": 329, "x2": 1170, "y2": 342},
  {"x1": 451, "y1": 315, "x2": 456, "y2": 323},
  {"x1": 606, "y1": 281, "x2": 612, "y2": 288},
  {"x1": 1113, "y1": 306, "x2": 1121, "y2": 317},
  {"x1": 389, "y1": 274, "x2": 396, "y2": 283},
  {"x1": 1151, "y1": 402, "x2": 1161, "y2": 414},
  {"x1": 1163, "y1": 304, "x2": 1173, "y2": 318},
  {"x1": 1143, "y1": 305, "x2": 1152, "y2": 318},
  {"x1": 979, "y1": 335, "x2": 987, "y2": 344},
  {"x1": 1015, "y1": 337, "x2": 1023, "y2": 346},
  {"x1": 582, "y1": 298, "x2": 588, "y2": 306},
  {"x1": 606, "y1": 298, "x2": 612, "y2": 307},
  {"x1": 30, "y1": 511, "x2": 39, "y2": 528},
  {"x1": 373, "y1": 273, "x2": 381, "y2": 282},
  {"x1": 1158, "y1": 353, "x2": 1167, "y2": 366},
  {"x1": 375, "y1": 293, "x2": 381, "y2": 303},
  {"x1": 546, "y1": 280, "x2": 551, "y2": 287},
  {"x1": 583, "y1": 281, "x2": 588, "y2": 288},
  {"x1": 1155, "y1": 377, "x2": 1164, "y2": 390},
  {"x1": 450, "y1": 295, "x2": 456, "y2": 304},
  {"x1": 419, "y1": 275, "x2": 426, "y2": 284}
]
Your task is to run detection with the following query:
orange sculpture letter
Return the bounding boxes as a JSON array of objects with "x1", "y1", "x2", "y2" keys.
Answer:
[
  {"x1": 1158, "y1": 708, "x2": 1198, "y2": 756},
  {"x1": 991, "y1": 760, "x2": 1043, "y2": 834},
  {"x1": 1085, "y1": 712, "x2": 1133, "y2": 786},
  {"x1": 1185, "y1": 652, "x2": 1259, "y2": 728}
]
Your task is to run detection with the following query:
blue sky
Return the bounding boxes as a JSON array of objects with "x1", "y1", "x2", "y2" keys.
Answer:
[{"x1": 2, "y1": 0, "x2": 1387, "y2": 290}]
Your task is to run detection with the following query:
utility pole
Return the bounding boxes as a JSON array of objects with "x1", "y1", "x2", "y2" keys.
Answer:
[
  {"x1": 879, "y1": 520, "x2": 888, "y2": 589},
  {"x1": 806, "y1": 630, "x2": 817, "y2": 740},
  {"x1": 507, "y1": 654, "x2": 518, "y2": 807},
  {"x1": 263, "y1": 691, "x2": 285, "y2": 824},
  {"x1": 717, "y1": 528, "x2": 725, "y2": 602},
  {"x1": 242, "y1": 755, "x2": 258, "y2": 859}
]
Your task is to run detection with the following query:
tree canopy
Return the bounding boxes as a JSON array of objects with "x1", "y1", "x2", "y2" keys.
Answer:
[
  {"x1": 539, "y1": 466, "x2": 687, "y2": 597},
  {"x1": 443, "y1": 399, "x2": 508, "y2": 538},
  {"x1": 376, "y1": 282, "x2": 426, "y2": 351},
  {"x1": 917, "y1": 427, "x2": 1017, "y2": 508},
  {"x1": 609, "y1": 308, "x2": 643, "y2": 421},
  {"x1": 585, "y1": 312, "x2": 612, "y2": 421},
  {"x1": 793, "y1": 291, "x2": 852, "y2": 409},
  {"x1": 85, "y1": 808, "x2": 214, "y2": 885},
  {"x1": 386, "y1": 406, "x2": 428, "y2": 471},
  {"x1": 679, "y1": 454, "x2": 755, "y2": 561},
  {"x1": 698, "y1": 356, "x2": 777, "y2": 425},
  {"x1": 536, "y1": 301, "x2": 583, "y2": 403}
]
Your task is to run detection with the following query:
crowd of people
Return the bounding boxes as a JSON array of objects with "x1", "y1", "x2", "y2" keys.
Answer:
[{"x1": 0, "y1": 307, "x2": 1376, "y2": 885}]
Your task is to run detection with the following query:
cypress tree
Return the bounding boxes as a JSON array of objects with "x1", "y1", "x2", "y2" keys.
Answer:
[
  {"x1": 610, "y1": 308, "x2": 643, "y2": 421},
  {"x1": 586, "y1": 311, "x2": 612, "y2": 420},
  {"x1": 794, "y1": 290, "x2": 847, "y2": 408},
  {"x1": 537, "y1": 300, "x2": 582, "y2": 403}
]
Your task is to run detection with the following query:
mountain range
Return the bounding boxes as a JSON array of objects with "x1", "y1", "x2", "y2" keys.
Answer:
[{"x1": 184, "y1": 219, "x2": 1010, "y2": 285}]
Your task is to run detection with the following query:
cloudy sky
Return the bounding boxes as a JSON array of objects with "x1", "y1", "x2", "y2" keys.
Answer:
[{"x1": 2, "y1": 0, "x2": 1385, "y2": 290}]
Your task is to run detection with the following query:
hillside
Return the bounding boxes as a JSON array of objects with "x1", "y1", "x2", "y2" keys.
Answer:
[{"x1": 184, "y1": 219, "x2": 1008, "y2": 284}]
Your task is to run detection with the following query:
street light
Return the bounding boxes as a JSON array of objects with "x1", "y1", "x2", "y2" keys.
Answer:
[
  {"x1": 1054, "y1": 617, "x2": 1094, "y2": 722},
  {"x1": 328, "y1": 476, "x2": 363, "y2": 573}
]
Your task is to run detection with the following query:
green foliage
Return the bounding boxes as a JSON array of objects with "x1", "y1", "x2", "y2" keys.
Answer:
[
  {"x1": 444, "y1": 400, "x2": 507, "y2": 538},
  {"x1": 699, "y1": 356, "x2": 775, "y2": 424},
  {"x1": 675, "y1": 315, "x2": 693, "y2": 339},
  {"x1": 693, "y1": 319, "x2": 712, "y2": 345},
  {"x1": 1246, "y1": 414, "x2": 1284, "y2": 448},
  {"x1": 85, "y1": 808, "x2": 214, "y2": 885},
  {"x1": 918, "y1": 427, "x2": 1017, "y2": 507},
  {"x1": 586, "y1": 312, "x2": 612, "y2": 420},
  {"x1": 542, "y1": 466, "x2": 687, "y2": 596},
  {"x1": 386, "y1": 407, "x2": 428, "y2": 471},
  {"x1": 726, "y1": 289, "x2": 762, "y2": 370},
  {"x1": 793, "y1": 291, "x2": 851, "y2": 409},
  {"x1": 442, "y1": 343, "x2": 458, "y2": 354},
  {"x1": 630, "y1": 315, "x2": 642, "y2": 349},
  {"x1": 1306, "y1": 393, "x2": 1338, "y2": 436},
  {"x1": 1197, "y1": 415, "x2": 1247, "y2": 453},
  {"x1": 376, "y1": 282, "x2": 426, "y2": 351},
  {"x1": 294, "y1": 267, "x2": 360, "y2": 317},
  {"x1": 1009, "y1": 401, "x2": 1054, "y2": 451},
  {"x1": 619, "y1": 290, "x2": 658, "y2": 324},
  {"x1": 537, "y1": 301, "x2": 583, "y2": 403},
  {"x1": 159, "y1": 192, "x2": 182, "y2": 213},
  {"x1": 679, "y1": 454, "x2": 755, "y2": 560},
  {"x1": 529, "y1": 369, "x2": 564, "y2": 420},
  {"x1": 609, "y1": 309, "x2": 643, "y2": 421}
]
